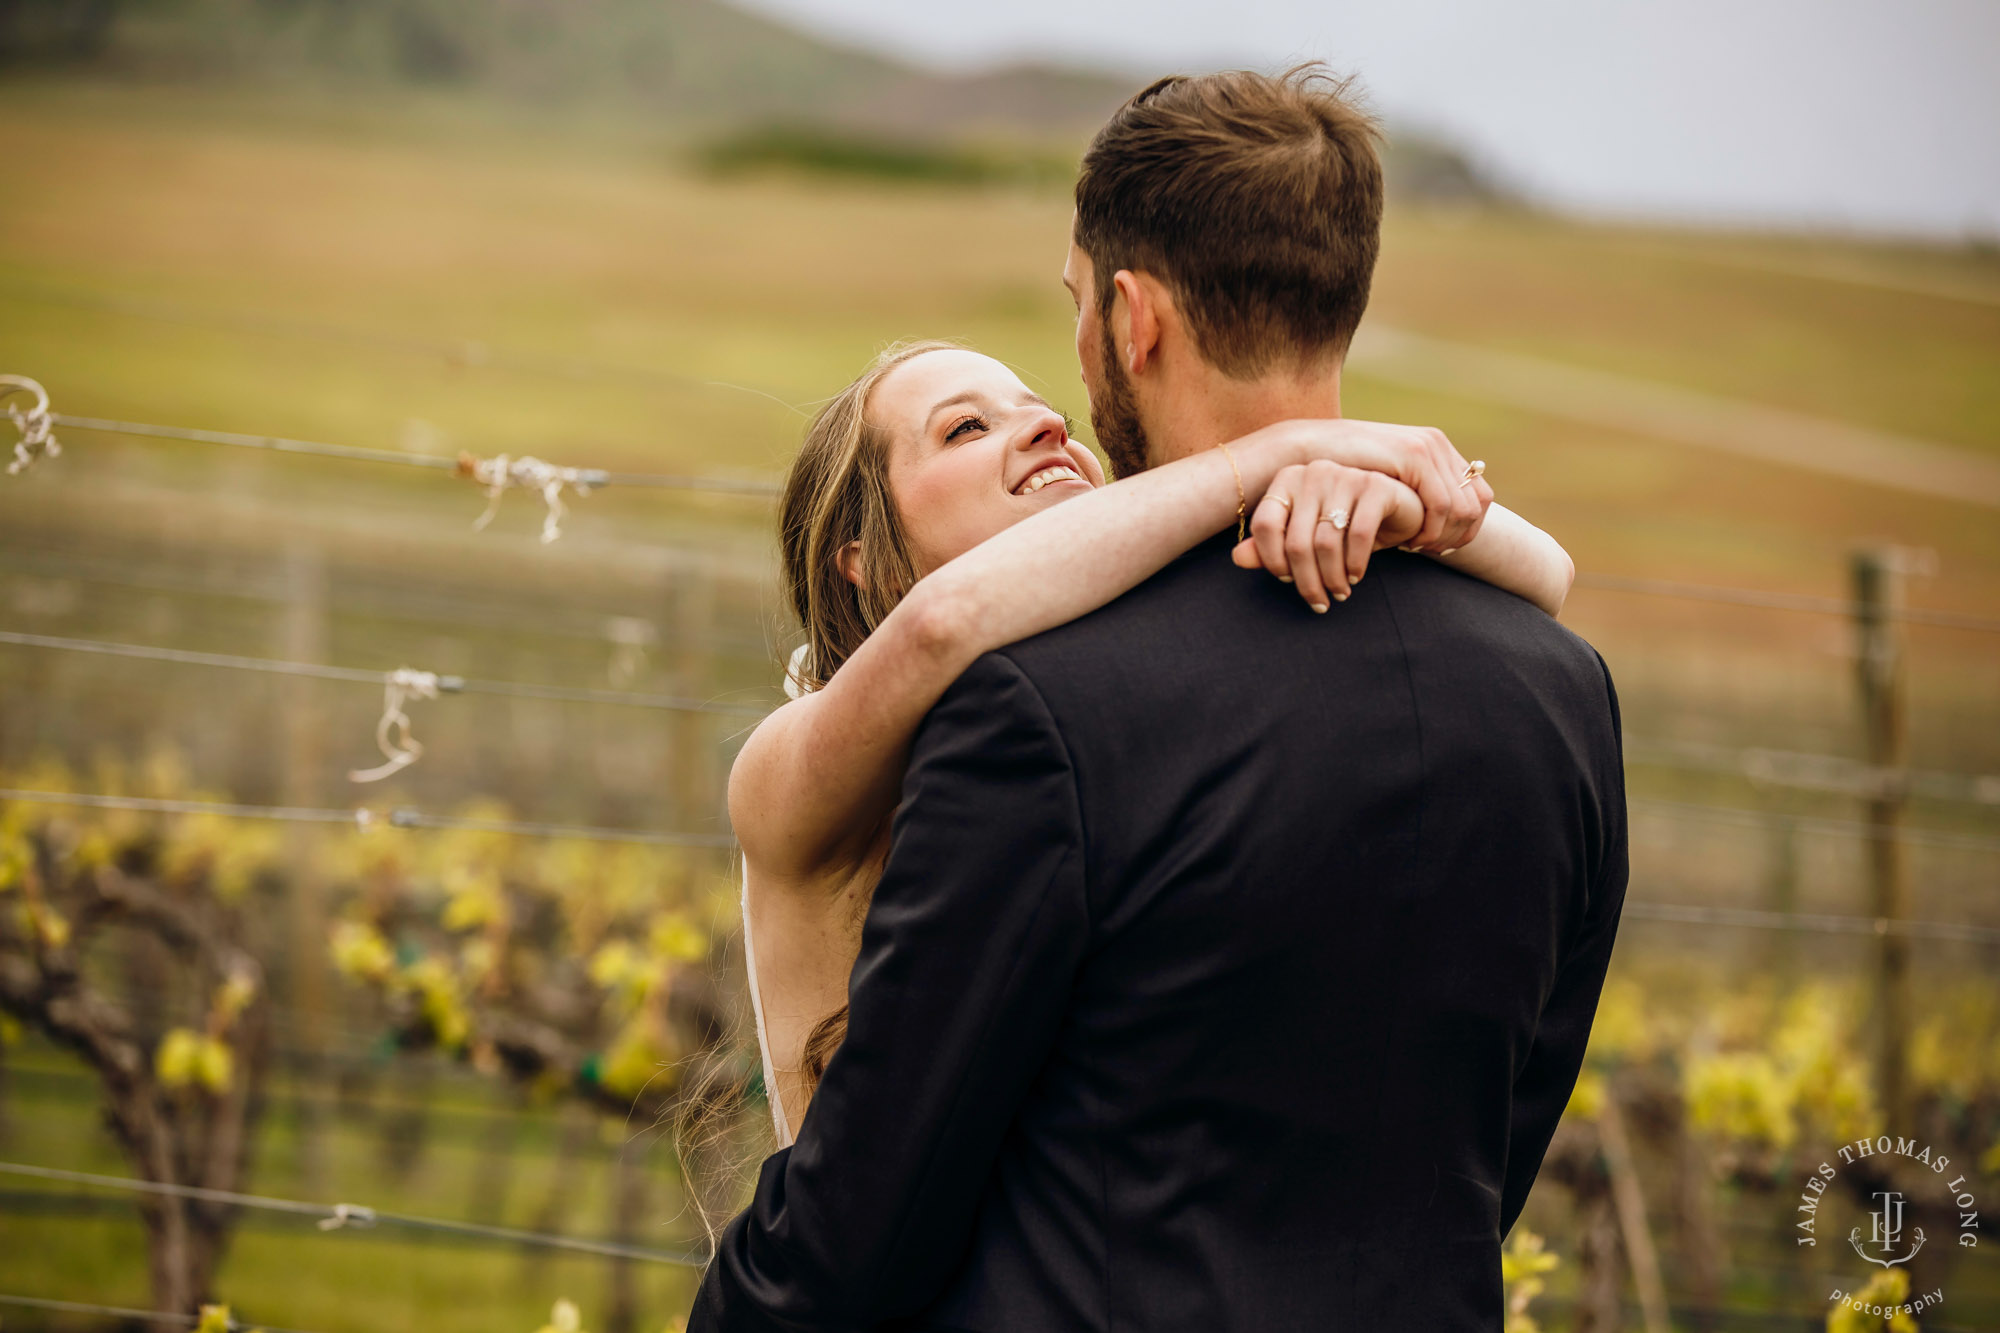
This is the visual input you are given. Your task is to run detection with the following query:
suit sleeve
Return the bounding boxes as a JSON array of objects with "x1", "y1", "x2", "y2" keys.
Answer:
[
  {"x1": 1500, "y1": 653, "x2": 1629, "y2": 1236},
  {"x1": 690, "y1": 651, "x2": 1089, "y2": 1331}
]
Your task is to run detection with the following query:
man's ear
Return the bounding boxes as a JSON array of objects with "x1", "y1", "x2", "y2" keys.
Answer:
[
  {"x1": 1111, "y1": 269, "x2": 1167, "y2": 375},
  {"x1": 835, "y1": 540, "x2": 868, "y2": 591}
]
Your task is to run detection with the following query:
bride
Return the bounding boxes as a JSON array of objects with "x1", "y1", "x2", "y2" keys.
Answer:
[{"x1": 729, "y1": 339, "x2": 1573, "y2": 1146}]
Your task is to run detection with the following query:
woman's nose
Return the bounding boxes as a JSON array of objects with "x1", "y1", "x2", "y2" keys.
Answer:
[{"x1": 1019, "y1": 410, "x2": 1067, "y2": 449}]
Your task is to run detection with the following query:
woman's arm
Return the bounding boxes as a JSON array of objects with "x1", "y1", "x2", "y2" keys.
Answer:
[
  {"x1": 1433, "y1": 504, "x2": 1574, "y2": 615},
  {"x1": 732, "y1": 423, "x2": 1449, "y2": 882}
]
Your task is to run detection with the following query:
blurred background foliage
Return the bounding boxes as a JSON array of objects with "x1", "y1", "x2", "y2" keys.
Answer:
[{"x1": 0, "y1": 0, "x2": 1996, "y2": 1329}]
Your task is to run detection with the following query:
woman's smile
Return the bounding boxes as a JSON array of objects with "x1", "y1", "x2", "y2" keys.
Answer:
[{"x1": 1013, "y1": 461, "x2": 1091, "y2": 496}]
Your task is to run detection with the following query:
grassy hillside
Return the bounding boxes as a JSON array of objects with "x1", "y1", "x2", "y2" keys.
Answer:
[
  {"x1": 0, "y1": 0, "x2": 1512, "y2": 193},
  {"x1": 1, "y1": 0, "x2": 1135, "y2": 137}
]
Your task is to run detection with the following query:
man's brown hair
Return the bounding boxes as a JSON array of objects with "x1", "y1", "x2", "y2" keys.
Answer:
[{"x1": 1074, "y1": 65, "x2": 1384, "y2": 378}]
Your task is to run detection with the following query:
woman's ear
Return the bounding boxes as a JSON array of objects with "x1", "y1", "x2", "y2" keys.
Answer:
[{"x1": 835, "y1": 540, "x2": 868, "y2": 590}]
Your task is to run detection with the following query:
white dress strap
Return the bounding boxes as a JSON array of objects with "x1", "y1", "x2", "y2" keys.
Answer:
[{"x1": 741, "y1": 865, "x2": 795, "y2": 1148}]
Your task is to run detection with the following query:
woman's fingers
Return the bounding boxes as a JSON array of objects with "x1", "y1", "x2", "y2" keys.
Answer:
[
  {"x1": 1400, "y1": 427, "x2": 1491, "y2": 553},
  {"x1": 1249, "y1": 466, "x2": 1303, "y2": 580},
  {"x1": 1453, "y1": 474, "x2": 1496, "y2": 549},
  {"x1": 1409, "y1": 428, "x2": 1460, "y2": 552},
  {"x1": 1310, "y1": 468, "x2": 1366, "y2": 606},
  {"x1": 1285, "y1": 470, "x2": 1334, "y2": 611},
  {"x1": 1243, "y1": 462, "x2": 1417, "y2": 612},
  {"x1": 1344, "y1": 479, "x2": 1398, "y2": 585},
  {"x1": 1442, "y1": 452, "x2": 1489, "y2": 550}
]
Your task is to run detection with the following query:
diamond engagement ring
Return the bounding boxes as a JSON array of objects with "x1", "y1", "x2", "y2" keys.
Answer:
[{"x1": 1320, "y1": 509, "x2": 1350, "y2": 530}]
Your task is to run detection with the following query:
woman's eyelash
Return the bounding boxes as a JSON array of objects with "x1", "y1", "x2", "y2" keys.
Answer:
[{"x1": 944, "y1": 415, "x2": 988, "y2": 442}]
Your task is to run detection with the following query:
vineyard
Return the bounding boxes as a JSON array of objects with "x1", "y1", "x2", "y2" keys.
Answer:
[{"x1": 1, "y1": 72, "x2": 1997, "y2": 1332}]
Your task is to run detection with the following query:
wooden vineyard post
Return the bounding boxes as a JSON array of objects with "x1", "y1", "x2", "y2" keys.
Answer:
[
  {"x1": 1765, "y1": 811, "x2": 1800, "y2": 986},
  {"x1": 605, "y1": 1143, "x2": 649, "y2": 1333},
  {"x1": 1851, "y1": 547, "x2": 1910, "y2": 1130},
  {"x1": 672, "y1": 560, "x2": 720, "y2": 836},
  {"x1": 280, "y1": 535, "x2": 332, "y2": 1188},
  {"x1": 1597, "y1": 1096, "x2": 1671, "y2": 1333}
]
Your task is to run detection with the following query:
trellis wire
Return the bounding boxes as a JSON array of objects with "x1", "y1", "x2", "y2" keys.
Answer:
[
  {"x1": 0, "y1": 628, "x2": 772, "y2": 718},
  {"x1": 1622, "y1": 901, "x2": 2000, "y2": 946},
  {"x1": 1629, "y1": 796, "x2": 2000, "y2": 854},
  {"x1": 0, "y1": 1291, "x2": 323, "y2": 1333},
  {"x1": 1572, "y1": 571, "x2": 2000, "y2": 633},
  {"x1": 1625, "y1": 736, "x2": 1997, "y2": 806},
  {"x1": 0, "y1": 788, "x2": 736, "y2": 849},
  {"x1": 51, "y1": 413, "x2": 781, "y2": 497},
  {"x1": 0, "y1": 546, "x2": 778, "y2": 656},
  {"x1": 12, "y1": 1059, "x2": 638, "y2": 1132},
  {"x1": 0, "y1": 1161, "x2": 702, "y2": 1267}
]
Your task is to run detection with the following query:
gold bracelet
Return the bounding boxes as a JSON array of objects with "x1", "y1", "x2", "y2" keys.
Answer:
[{"x1": 1216, "y1": 442, "x2": 1246, "y2": 544}]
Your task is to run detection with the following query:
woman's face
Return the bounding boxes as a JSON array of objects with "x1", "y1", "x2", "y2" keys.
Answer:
[{"x1": 868, "y1": 349, "x2": 1105, "y2": 573}]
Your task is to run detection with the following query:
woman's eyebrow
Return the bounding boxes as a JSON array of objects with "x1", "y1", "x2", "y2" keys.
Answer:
[
  {"x1": 927, "y1": 392, "x2": 983, "y2": 422},
  {"x1": 926, "y1": 389, "x2": 1053, "y2": 425}
]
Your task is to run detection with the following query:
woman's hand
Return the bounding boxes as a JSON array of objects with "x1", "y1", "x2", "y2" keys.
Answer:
[
  {"x1": 1232, "y1": 461, "x2": 1425, "y2": 612},
  {"x1": 1253, "y1": 418, "x2": 1493, "y2": 553}
]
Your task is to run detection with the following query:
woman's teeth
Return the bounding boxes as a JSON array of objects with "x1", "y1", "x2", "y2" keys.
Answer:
[{"x1": 1018, "y1": 466, "x2": 1083, "y2": 495}]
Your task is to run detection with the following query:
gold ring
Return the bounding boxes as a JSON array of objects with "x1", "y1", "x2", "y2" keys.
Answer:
[
  {"x1": 1268, "y1": 493, "x2": 1294, "y2": 511},
  {"x1": 1320, "y1": 508, "x2": 1350, "y2": 531},
  {"x1": 1458, "y1": 459, "x2": 1486, "y2": 489}
]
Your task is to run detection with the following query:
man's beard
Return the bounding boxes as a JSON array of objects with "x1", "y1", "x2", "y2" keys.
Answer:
[{"x1": 1091, "y1": 320, "x2": 1152, "y2": 479}]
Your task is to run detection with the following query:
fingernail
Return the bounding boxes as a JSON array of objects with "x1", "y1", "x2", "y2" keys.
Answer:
[
  {"x1": 1440, "y1": 547, "x2": 1457, "y2": 556},
  {"x1": 1311, "y1": 602, "x2": 1329, "y2": 614},
  {"x1": 1351, "y1": 572, "x2": 1363, "y2": 583},
  {"x1": 1278, "y1": 575, "x2": 1293, "y2": 583}
]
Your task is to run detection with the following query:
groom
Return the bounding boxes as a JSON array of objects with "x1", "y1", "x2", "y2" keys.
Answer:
[{"x1": 694, "y1": 67, "x2": 1627, "y2": 1331}]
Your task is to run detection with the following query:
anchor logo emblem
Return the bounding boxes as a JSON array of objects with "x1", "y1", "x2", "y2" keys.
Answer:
[{"x1": 1849, "y1": 1190, "x2": 1926, "y2": 1268}]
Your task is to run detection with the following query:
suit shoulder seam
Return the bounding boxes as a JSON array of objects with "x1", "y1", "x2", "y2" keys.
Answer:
[{"x1": 990, "y1": 648, "x2": 1093, "y2": 922}]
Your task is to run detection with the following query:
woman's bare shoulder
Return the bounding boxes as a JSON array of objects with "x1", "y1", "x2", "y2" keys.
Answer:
[{"x1": 726, "y1": 694, "x2": 816, "y2": 857}]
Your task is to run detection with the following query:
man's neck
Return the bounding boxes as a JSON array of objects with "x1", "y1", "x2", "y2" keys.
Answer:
[{"x1": 1144, "y1": 365, "x2": 1345, "y2": 466}]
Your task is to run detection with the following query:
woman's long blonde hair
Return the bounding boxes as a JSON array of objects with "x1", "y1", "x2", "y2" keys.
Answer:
[
  {"x1": 774, "y1": 339, "x2": 960, "y2": 1089},
  {"x1": 779, "y1": 339, "x2": 959, "y2": 695}
]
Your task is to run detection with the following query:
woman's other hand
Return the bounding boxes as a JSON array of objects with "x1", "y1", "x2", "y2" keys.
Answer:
[
  {"x1": 1259, "y1": 418, "x2": 1493, "y2": 553},
  {"x1": 1232, "y1": 461, "x2": 1424, "y2": 612}
]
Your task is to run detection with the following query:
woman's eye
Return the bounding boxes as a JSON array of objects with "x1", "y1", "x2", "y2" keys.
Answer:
[{"x1": 944, "y1": 415, "x2": 988, "y2": 442}]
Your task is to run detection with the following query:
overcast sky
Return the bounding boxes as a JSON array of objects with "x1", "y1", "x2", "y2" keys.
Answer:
[{"x1": 737, "y1": 0, "x2": 1999, "y2": 239}]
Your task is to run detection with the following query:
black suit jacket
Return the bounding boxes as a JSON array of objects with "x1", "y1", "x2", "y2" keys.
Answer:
[{"x1": 694, "y1": 540, "x2": 1627, "y2": 1332}]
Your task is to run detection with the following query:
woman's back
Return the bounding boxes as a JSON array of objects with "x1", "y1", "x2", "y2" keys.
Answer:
[{"x1": 740, "y1": 840, "x2": 886, "y2": 1144}]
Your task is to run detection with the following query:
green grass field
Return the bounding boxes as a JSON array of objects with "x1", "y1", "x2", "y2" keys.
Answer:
[{"x1": 2, "y1": 76, "x2": 1997, "y2": 1331}]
